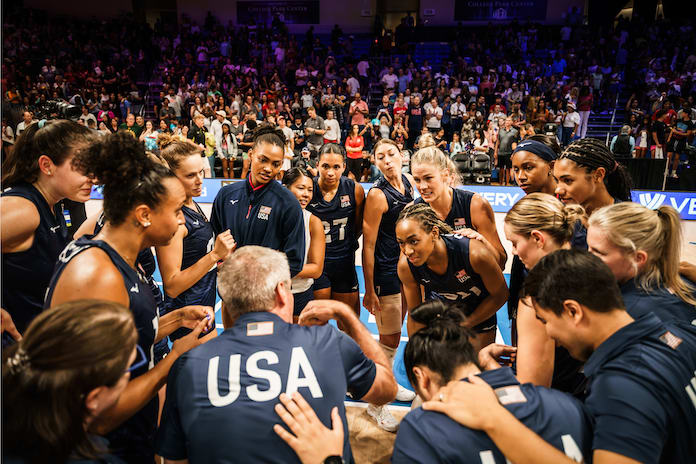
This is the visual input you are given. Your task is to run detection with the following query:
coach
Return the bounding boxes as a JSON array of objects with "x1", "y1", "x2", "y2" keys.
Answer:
[{"x1": 155, "y1": 246, "x2": 397, "y2": 463}]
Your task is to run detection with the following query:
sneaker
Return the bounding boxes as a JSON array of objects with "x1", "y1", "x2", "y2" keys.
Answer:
[
  {"x1": 395, "y1": 383, "x2": 416, "y2": 402},
  {"x1": 670, "y1": 172, "x2": 679, "y2": 178},
  {"x1": 367, "y1": 404, "x2": 399, "y2": 433}
]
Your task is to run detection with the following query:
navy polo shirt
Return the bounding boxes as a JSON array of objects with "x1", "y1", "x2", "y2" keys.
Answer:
[
  {"x1": 210, "y1": 178, "x2": 305, "y2": 277},
  {"x1": 620, "y1": 278, "x2": 696, "y2": 325},
  {"x1": 155, "y1": 312, "x2": 376, "y2": 463},
  {"x1": 392, "y1": 367, "x2": 593, "y2": 463},
  {"x1": 583, "y1": 313, "x2": 696, "y2": 463}
]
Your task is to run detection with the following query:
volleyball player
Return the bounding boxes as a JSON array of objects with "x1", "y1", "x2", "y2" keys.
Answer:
[
  {"x1": 392, "y1": 301, "x2": 592, "y2": 463},
  {"x1": 554, "y1": 137, "x2": 632, "y2": 215},
  {"x1": 155, "y1": 135, "x2": 235, "y2": 341},
  {"x1": 307, "y1": 143, "x2": 365, "y2": 316},
  {"x1": 588, "y1": 202, "x2": 696, "y2": 323},
  {"x1": 424, "y1": 250, "x2": 696, "y2": 464},
  {"x1": 409, "y1": 146, "x2": 507, "y2": 268},
  {"x1": 361, "y1": 139, "x2": 417, "y2": 430},
  {"x1": 507, "y1": 136, "x2": 562, "y2": 337},
  {"x1": 504, "y1": 193, "x2": 587, "y2": 395},
  {"x1": 210, "y1": 124, "x2": 306, "y2": 277},
  {"x1": 3, "y1": 300, "x2": 139, "y2": 463},
  {"x1": 1, "y1": 120, "x2": 95, "y2": 335},
  {"x1": 396, "y1": 203, "x2": 508, "y2": 350},
  {"x1": 282, "y1": 167, "x2": 325, "y2": 319},
  {"x1": 45, "y1": 132, "x2": 213, "y2": 463}
]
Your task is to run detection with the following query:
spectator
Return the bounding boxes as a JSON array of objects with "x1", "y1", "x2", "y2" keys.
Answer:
[
  {"x1": 155, "y1": 246, "x2": 397, "y2": 463},
  {"x1": 561, "y1": 103, "x2": 580, "y2": 147},
  {"x1": 610, "y1": 125, "x2": 635, "y2": 158},
  {"x1": 294, "y1": 146, "x2": 318, "y2": 177},
  {"x1": 424, "y1": 98, "x2": 443, "y2": 133},
  {"x1": 139, "y1": 120, "x2": 158, "y2": 152},
  {"x1": 78, "y1": 106, "x2": 97, "y2": 127},
  {"x1": 349, "y1": 92, "x2": 369, "y2": 128},
  {"x1": 407, "y1": 95, "x2": 424, "y2": 148},
  {"x1": 651, "y1": 110, "x2": 668, "y2": 159},
  {"x1": 323, "y1": 109, "x2": 341, "y2": 144},
  {"x1": 15, "y1": 111, "x2": 36, "y2": 137},
  {"x1": 381, "y1": 66, "x2": 398, "y2": 92},
  {"x1": 497, "y1": 117, "x2": 520, "y2": 186},
  {"x1": 118, "y1": 113, "x2": 142, "y2": 138},
  {"x1": 576, "y1": 86, "x2": 593, "y2": 139},
  {"x1": 666, "y1": 111, "x2": 694, "y2": 178},
  {"x1": 217, "y1": 121, "x2": 238, "y2": 178},
  {"x1": 304, "y1": 106, "x2": 326, "y2": 153},
  {"x1": 345, "y1": 124, "x2": 365, "y2": 180}
]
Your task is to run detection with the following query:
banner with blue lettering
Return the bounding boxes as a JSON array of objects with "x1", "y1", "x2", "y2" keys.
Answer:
[{"x1": 90, "y1": 181, "x2": 696, "y2": 221}]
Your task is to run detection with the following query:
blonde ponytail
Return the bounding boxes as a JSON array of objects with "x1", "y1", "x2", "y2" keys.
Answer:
[{"x1": 505, "y1": 193, "x2": 586, "y2": 246}]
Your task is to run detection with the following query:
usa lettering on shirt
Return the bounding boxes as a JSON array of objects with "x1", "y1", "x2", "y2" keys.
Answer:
[
  {"x1": 340, "y1": 195, "x2": 351, "y2": 208},
  {"x1": 454, "y1": 218, "x2": 467, "y2": 230},
  {"x1": 258, "y1": 206, "x2": 272, "y2": 220}
]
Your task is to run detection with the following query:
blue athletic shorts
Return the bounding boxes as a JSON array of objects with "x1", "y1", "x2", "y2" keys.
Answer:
[{"x1": 313, "y1": 253, "x2": 359, "y2": 293}]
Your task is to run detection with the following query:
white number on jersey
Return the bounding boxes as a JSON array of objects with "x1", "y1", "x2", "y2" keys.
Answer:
[
  {"x1": 321, "y1": 217, "x2": 348, "y2": 244},
  {"x1": 478, "y1": 434, "x2": 584, "y2": 463}
]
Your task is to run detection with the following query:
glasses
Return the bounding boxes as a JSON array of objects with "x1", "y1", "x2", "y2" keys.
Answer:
[{"x1": 127, "y1": 345, "x2": 148, "y2": 373}]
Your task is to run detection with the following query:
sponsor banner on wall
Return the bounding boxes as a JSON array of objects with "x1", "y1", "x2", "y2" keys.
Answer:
[
  {"x1": 90, "y1": 181, "x2": 696, "y2": 220},
  {"x1": 237, "y1": 1, "x2": 320, "y2": 25},
  {"x1": 454, "y1": 0, "x2": 548, "y2": 21}
]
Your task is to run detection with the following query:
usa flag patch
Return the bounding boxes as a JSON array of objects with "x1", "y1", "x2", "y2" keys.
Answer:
[
  {"x1": 247, "y1": 321, "x2": 274, "y2": 336},
  {"x1": 454, "y1": 218, "x2": 467, "y2": 230},
  {"x1": 659, "y1": 331, "x2": 683, "y2": 350},
  {"x1": 258, "y1": 206, "x2": 272, "y2": 220},
  {"x1": 455, "y1": 269, "x2": 469, "y2": 283},
  {"x1": 340, "y1": 195, "x2": 351, "y2": 208}
]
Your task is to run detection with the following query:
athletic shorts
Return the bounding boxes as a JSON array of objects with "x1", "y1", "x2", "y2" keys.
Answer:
[
  {"x1": 374, "y1": 271, "x2": 401, "y2": 297},
  {"x1": 472, "y1": 313, "x2": 497, "y2": 334},
  {"x1": 497, "y1": 153, "x2": 512, "y2": 169},
  {"x1": 313, "y1": 254, "x2": 359, "y2": 293},
  {"x1": 293, "y1": 287, "x2": 314, "y2": 317}
]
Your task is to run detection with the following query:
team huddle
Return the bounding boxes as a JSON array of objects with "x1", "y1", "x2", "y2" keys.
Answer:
[{"x1": 2, "y1": 119, "x2": 696, "y2": 464}]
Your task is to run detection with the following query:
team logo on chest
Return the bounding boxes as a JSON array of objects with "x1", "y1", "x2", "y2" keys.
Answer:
[
  {"x1": 340, "y1": 195, "x2": 351, "y2": 208},
  {"x1": 455, "y1": 269, "x2": 470, "y2": 283},
  {"x1": 453, "y1": 218, "x2": 467, "y2": 230},
  {"x1": 258, "y1": 205, "x2": 272, "y2": 220}
]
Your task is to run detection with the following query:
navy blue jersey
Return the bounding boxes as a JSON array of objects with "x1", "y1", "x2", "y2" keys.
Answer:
[
  {"x1": 392, "y1": 368, "x2": 593, "y2": 463},
  {"x1": 407, "y1": 234, "x2": 489, "y2": 316},
  {"x1": 583, "y1": 314, "x2": 696, "y2": 463},
  {"x1": 211, "y1": 178, "x2": 305, "y2": 277},
  {"x1": 415, "y1": 187, "x2": 474, "y2": 231},
  {"x1": 1, "y1": 183, "x2": 69, "y2": 333},
  {"x1": 163, "y1": 203, "x2": 217, "y2": 340},
  {"x1": 44, "y1": 237, "x2": 159, "y2": 460},
  {"x1": 373, "y1": 175, "x2": 414, "y2": 276},
  {"x1": 307, "y1": 176, "x2": 359, "y2": 260},
  {"x1": 155, "y1": 312, "x2": 376, "y2": 463},
  {"x1": 620, "y1": 278, "x2": 696, "y2": 325}
]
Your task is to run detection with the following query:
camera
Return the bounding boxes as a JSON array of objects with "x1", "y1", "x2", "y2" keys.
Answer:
[{"x1": 34, "y1": 100, "x2": 81, "y2": 121}]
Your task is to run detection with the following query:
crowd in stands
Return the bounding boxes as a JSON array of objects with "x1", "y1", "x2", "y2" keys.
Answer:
[{"x1": 2, "y1": 8, "x2": 695, "y2": 181}]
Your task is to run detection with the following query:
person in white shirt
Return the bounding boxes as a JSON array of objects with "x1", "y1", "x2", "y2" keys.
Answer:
[
  {"x1": 16, "y1": 111, "x2": 37, "y2": 137},
  {"x1": 166, "y1": 88, "x2": 183, "y2": 119},
  {"x1": 562, "y1": 102, "x2": 581, "y2": 146},
  {"x1": 278, "y1": 115, "x2": 295, "y2": 151},
  {"x1": 324, "y1": 110, "x2": 341, "y2": 144},
  {"x1": 210, "y1": 110, "x2": 229, "y2": 147},
  {"x1": 381, "y1": 66, "x2": 398, "y2": 92},
  {"x1": 347, "y1": 74, "x2": 361, "y2": 97},
  {"x1": 424, "y1": 98, "x2": 443, "y2": 131},
  {"x1": 78, "y1": 106, "x2": 97, "y2": 127}
]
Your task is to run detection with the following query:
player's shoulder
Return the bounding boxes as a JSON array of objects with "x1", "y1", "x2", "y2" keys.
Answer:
[{"x1": 216, "y1": 180, "x2": 246, "y2": 198}]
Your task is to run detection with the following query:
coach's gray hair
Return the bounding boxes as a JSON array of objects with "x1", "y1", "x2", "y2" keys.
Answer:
[{"x1": 217, "y1": 246, "x2": 291, "y2": 318}]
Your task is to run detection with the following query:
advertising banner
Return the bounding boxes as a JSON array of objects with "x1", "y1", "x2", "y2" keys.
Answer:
[
  {"x1": 454, "y1": 0, "x2": 547, "y2": 21},
  {"x1": 91, "y1": 181, "x2": 696, "y2": 220},
  {"x1": 237, "y1": 1, "x2": 320, "y2": 25}
]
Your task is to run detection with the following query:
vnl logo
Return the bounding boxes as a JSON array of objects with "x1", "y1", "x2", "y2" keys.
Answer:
[{"x1": 638, "y1": 192, "x2": 666, "y2": 210}]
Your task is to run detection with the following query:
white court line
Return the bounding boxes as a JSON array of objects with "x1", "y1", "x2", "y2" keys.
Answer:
[{"x1": 344, "y1": 400, "x2": 412, "y2": 413}]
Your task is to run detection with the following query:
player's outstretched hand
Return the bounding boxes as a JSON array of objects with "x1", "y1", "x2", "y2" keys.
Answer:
[
  {"x1": 1, "y1": 308, "x2": 22, "y2": 342},
  {"x1": 298, "y1": 299, "x2": 352, "y2": 327},
  {"x1": 478, "y1": 343, "x2": 517, "y2": 371},
  {"x1": 422, "y1": 375, "x2": 502, "y2": 431},
  {"x1": 179, "y1": 305, "x2": 214, "y2": 331},
  {"x1": 171, "y1": 316, "x2": 210, "y2": 356},
  {"x1": 273, "y1": 392, "x2": 344, "y2": 464}
]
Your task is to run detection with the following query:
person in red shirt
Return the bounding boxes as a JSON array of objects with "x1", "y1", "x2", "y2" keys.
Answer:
[{"x1": 345, "y1": 124, "x2": 365, "y2": 180}]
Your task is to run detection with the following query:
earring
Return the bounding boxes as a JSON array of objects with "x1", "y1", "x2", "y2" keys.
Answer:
[
  {"x1": 47, "y1": 171, "x2": 52, "y2": 175},
  {"x1": 142, "y1": 222, "x2": 151, "y2": 228}
]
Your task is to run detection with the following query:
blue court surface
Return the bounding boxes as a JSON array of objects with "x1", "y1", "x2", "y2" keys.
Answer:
[{"x1": 152, "y1": 265, "x2": 512, "y2": 403}]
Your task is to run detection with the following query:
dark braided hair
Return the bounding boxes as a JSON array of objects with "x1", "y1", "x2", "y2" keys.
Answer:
[
  {"x1": 559, "y1": 138, "x2": 632, "y2": 201},
  {"x1": 404, "y1": 300, "x2": 480, "y2": 388},
  {"x1": 252, "y1": 123, "x2": 286, "y2": 150},
  {"x1": 398, "y1": 203, "x2": 454, "y2": 235},
  {"x1": 74, "y1": 132, "x2": 177, "y2": 226},
  {"x1": 319, "y1": 142, "x2": 346, "y2": 162}
]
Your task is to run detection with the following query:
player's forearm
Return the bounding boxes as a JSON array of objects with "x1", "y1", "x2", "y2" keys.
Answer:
[
  {"x1": 465, "y1": 291, "x2": 507, "y2": 328},
  {"x1": 162, "y1": 252, "x2": 218, "y2": 299},
  {"x1": 361, "y1": 242, "x2": 377, "y2": 293},
  {"x1": 335, "y1": 305, "x2": 390, "y2": 370},
  {"x1": 89, "y1": 352, "x2": 179, "y2": 435},
  {"x1": 482, "y1": 406, "x2": 575, "y2": 464},
  {"x1": 156, "y1": 310, "x2": 184, "y2": 341}
]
